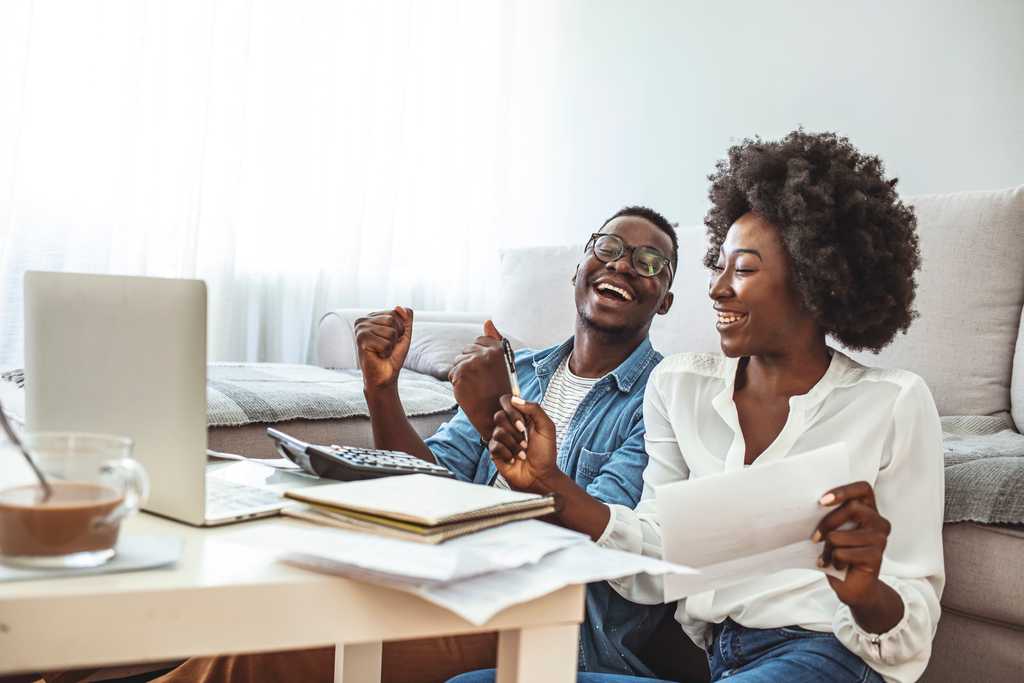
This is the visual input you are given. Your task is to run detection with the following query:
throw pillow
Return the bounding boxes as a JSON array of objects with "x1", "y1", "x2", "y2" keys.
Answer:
[
  {"x1": 842, "y1": 185, "x2": 1024, "y2": 417},
  {"x1": 404, "y1": 322, "x2": 523, "y2": 381}
]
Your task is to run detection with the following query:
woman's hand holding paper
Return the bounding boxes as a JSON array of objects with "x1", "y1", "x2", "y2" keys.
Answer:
[{"x1": 814, "y1": 481, "x2": 905, "y2": 633}]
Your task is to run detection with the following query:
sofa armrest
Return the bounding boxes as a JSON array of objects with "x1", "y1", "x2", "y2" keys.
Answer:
[{"x1": 316, "y1": 308, "x2": 491, "y2": 369}]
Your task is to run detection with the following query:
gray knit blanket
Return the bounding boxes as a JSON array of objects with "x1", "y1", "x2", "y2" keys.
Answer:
[
  {"x1": 942, "y1": 415, "x2": 1024, "y2": 525},
  {"x1": 1, "y1": 365, "x2": 456, "y2": 429},
  {"x1": 207, "y1": 363, "x2": 456, "y2": 427}
]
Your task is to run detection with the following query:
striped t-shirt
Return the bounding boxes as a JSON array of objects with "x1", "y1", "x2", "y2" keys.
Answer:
[
  {"x1": 541, "y1": 354, "x2": 601, "y2": 454},
  {"x1": 493, "y1": 354, "x2": 601, "y2": 488}
]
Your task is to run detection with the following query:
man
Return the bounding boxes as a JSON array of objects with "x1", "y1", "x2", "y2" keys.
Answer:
[
  {"x1": 354, "y1": 205, "x2": 678, "y2": 680},
  {"x1": 147, "y1": 205, "x2": 678, "y2": 683}
]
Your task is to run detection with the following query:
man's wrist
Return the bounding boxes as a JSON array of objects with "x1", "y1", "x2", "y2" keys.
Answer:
[
  {"x1": 464, "y1": 409, "x2": 494, "y2": 442},
  {"x1": 363, "y1": 382, "x2": 400, "y2": 407}
]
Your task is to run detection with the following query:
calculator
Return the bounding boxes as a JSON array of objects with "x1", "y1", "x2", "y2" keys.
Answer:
[{"x1": 266, "y1": 427, "x2": 456, "y2": 481}]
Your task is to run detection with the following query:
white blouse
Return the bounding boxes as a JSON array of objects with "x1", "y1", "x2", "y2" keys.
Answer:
[{"x1": 597, "y1": 350, "x2": 945, "y2": 683}]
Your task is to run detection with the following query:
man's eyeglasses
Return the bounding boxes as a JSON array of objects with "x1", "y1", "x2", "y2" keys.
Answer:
[{"x1": 585, "y1": 233, "x2": 674, "y2": 280}]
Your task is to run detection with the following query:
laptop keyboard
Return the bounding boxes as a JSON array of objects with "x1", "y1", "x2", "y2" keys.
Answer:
[{"x1": 206, "y1": 477, "x2": 284, "y2": 517}]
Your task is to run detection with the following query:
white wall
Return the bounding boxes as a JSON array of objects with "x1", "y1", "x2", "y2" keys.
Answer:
[
  {"x1": 496, "y1": 0, "x2": 1024, "y2": 251},
  {"x1": 1, "y1": 1, "x2": 1020, "y2": 365}
]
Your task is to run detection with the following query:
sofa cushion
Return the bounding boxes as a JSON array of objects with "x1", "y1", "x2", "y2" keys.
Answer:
[
  {"x1": 493, "y1": 224, "x2": 720, "y2": 356},
  {"x1": 921, "y1": 606, "x2": 1024, "y2": 683},
  {"x1": 404, "y1": 322, "x2": 484, "y2": 380},
  {"x1": 403, "y1": 322, "x2": 526, "y2": 381},
  {"x1": 941, "y1": 522, "x2": 1024, "y2": 626},
  {"x1": 207, "y1": 363, "x2": 455, "y2": 426},
  {"x1": 492, "y1": 244, "x2": 578, "y2": 350},
  {"x1": 317, "y1": 309, "x2": 489, "y2": 371},
  {"x1": 1013, "y1": 307, "x2": 1024, "y2": 431},
  {"x1": 844, "y1": 186, "x2": 1024, "y2": 417}
]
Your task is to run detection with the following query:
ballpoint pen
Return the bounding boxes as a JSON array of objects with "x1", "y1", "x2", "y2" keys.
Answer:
[
  {"x1": 501, "y1": 337, "x2": 521, "y2": 398},
  {"x1": 501, "y1": 337, "x2": 528, "y2": 452}
]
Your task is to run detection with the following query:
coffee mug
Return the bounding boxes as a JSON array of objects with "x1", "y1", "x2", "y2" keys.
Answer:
[{"x1": 0, "y1": 432, "x2": 149, "y2": 568}]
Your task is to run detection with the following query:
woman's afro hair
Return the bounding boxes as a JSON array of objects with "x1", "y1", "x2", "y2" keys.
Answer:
[{"x1": 704, "y1": 129, "x2": 921, "y2": 352}]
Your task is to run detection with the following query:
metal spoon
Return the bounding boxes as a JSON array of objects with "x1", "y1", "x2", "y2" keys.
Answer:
[{"x1": 0, "y1": 399, "x2": 52, "y2": 501}]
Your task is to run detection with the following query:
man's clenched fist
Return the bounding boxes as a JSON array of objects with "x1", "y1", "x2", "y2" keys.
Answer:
[
  {"x1": 448, "y1": 319, "x2": 512, "y2": 440},
  {"x1": 354, "y1": 307, "x2": 413, "y2": 390}
]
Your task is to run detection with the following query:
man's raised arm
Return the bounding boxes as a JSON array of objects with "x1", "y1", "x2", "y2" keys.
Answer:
[{"x1": 354, "y1": 306, "x2": 437, "y2": 462}]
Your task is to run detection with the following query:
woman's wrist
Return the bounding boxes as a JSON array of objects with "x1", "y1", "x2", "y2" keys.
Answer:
[
  {"x1": 534, "y1": 467, "x2": 571, "y2": 495},
  {"x1": 530, "y1": 469, "x2": 610, "y2": 541},
  {"x1": 848, "y1": 578, "x2": 904, "y2": 634}
]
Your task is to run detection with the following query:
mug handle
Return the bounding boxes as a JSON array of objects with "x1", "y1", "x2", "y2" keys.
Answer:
[{"x1": 93, "y1": 458, "x2": 150, "y2": 530}]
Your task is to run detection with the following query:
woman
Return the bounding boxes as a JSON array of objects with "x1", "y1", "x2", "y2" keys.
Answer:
[{"x1": 456, "y1": 130, "x2": 943, "y2": 683}]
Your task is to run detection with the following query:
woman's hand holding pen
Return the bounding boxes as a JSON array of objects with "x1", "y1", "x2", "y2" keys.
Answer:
[
  {"x1": 814, "y1": 481, "x2": 905, "y2": 633},
  {"x1": 489, "y1": 394, "x2": 611, "y2": 540},
  {"x1": 488, "y1": 395, "x2": 559, "y2": 493}
]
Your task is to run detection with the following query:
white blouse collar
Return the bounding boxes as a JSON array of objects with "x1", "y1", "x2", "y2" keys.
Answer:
[
  {"x1": 711, "y1": 348, "x2": 852, "y2": 470},
  {"x1": 716, "y1": 347, "x2": 849, "y2": 403}
]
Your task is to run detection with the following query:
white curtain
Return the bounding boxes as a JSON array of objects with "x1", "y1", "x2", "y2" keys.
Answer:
[{"x1": 0, "y1": 0, "x2": 567, "y2": 367}]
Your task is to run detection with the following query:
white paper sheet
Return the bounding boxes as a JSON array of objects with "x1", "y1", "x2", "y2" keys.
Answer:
[
  {"x1": 656, "y1": 444, "x2": 851, "y2": 601},
  {"x1": 225, "y1": 517, "x2": 698, "y2": 625},
  {"x1": 224, "y1": 518, "x2": 589, "y2": 585},
  {"x1": 408, "y1": 543, "x2": 694, "y2": 625},
  {"x1": 207, "y1": 449, "x2": 304, "y2": 471}
]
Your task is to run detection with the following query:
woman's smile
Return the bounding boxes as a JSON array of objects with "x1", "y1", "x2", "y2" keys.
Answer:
[{"x1": 715, "y1": 307, "x2": 748, "y2": 330}]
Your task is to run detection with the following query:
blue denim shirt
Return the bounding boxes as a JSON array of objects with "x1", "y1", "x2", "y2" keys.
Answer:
[{"x1": 425, "y1": 336, "x2": 672, "y2": 676}]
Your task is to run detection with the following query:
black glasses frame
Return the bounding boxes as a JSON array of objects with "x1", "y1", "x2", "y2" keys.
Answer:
[{"x1": 585, "y1": 233, "x2": 674, "y2": 281}]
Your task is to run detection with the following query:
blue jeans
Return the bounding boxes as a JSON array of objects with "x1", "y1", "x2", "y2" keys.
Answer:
[
  {"x1": 446, "y1": 619, "x2": 884, "y2": 683},
  {"x1": 706, "y1": 619, "x2": 884, "y2": 682}
]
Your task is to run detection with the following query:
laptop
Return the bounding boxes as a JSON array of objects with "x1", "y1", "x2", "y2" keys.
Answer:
[{"x1": 24, "y1": 270, "x2": 290, "y2": 526}]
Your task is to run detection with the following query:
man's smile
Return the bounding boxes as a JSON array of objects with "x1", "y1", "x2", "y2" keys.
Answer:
[{"x1": 592, "y1": 278, "x2": 636, "y2": 304}]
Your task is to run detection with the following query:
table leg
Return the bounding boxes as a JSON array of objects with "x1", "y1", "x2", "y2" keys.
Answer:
[
  {"x1": 495, "y1": 623, "x2": 579, "y2": 683},
  {"x1": 334, "y1": 641, "x2": 383, "y2": 683}
]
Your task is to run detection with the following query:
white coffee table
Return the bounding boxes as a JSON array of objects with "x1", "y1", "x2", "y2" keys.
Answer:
[{"x1": 0, "y1": 512, "x2": 584, "y2": 682}]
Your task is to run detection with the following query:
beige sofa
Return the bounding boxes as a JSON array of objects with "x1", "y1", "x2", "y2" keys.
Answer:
[{"x1": 314, "y1": 186, "x2": 1024, "y2": 681}]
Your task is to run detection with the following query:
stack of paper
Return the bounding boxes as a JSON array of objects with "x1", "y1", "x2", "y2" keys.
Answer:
[
  {"x1": 220, "y1": 519, "x2": 691, "y2": 624},
  {"x1": 283, "y1": 474, "x2": 558, "y2": 544},
  {"x1": 413, "y1": 542, "x2": 692, "y2": 624}
]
